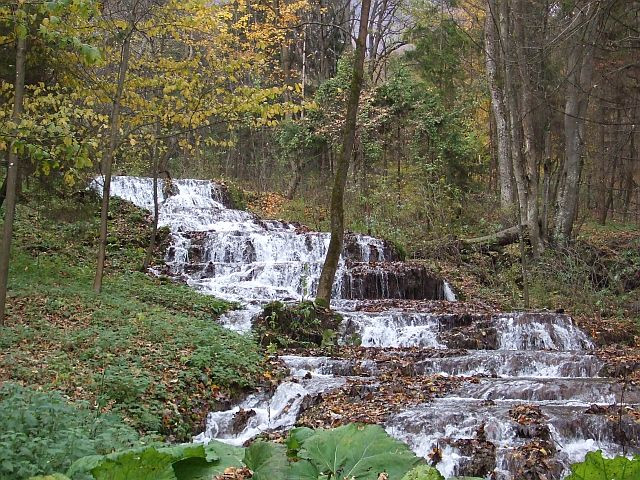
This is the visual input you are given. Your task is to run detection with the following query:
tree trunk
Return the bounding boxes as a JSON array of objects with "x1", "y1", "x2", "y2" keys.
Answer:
[
  {"x1": 0, "y1": 35, "x2": 26, "y2": 325},
  {"x1": 555, "y1": 4, "x2": 600, "y2": 243},
  {"x1": 460, "y1": 225, "x2": 525, "y2": 251},
  {"x1": 541, "y1": 127, "x2": 552, "y2": 239},
  {"x1": 143, "y1": 121, "x2": 162, "y2": 272},
  {"x1": 285, "y1": 157, "x2": 302, "y2": 199},
  {"x1": 485, "y1": 0, "x2": 513, "y2": 209},
  {"x1": 512, "y1": 0, "x2": 542, "y2": 256},
  {"x1": 315, "y1": 0, "x2": 371, "y2": 306},
  {"x1": 598, "y1": 103, "x2": 608, "y2": 225},
  {"x1": 500, "y1": 0, "x2": 528, "y2": 232},
  {"x1": 93, "y1": 33, "x2": 132, "y2": 293}
]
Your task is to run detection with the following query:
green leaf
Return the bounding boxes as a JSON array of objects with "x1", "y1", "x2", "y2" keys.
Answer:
[
  {"x1": 68, "y1": 444, "x2": 216, "y2": 480},
  {"x1": 286, "y1": 427, "x2": 314, "y2": 457},
  {"x1": 244, "y1": 441, "x2": 289, "y2": 480},
  {"x1": 80, "y1": 44, "x2": 101, "y2": 64},
  {"x1": 401, "y1": 465, "x2": 444, "y2": 479},
  {"x1": 299, "y1": 424, "x2": 421, "y2": 480},
  {"x1": 204, "y1": 441, "x2": 245, "y2": 465},
  {"x1": 173, "y1": 442, "x2": 245, "y2": 480},
  {"x1": 564, "y1": 451, "x2": 640, "y2": 480},
  {"x1": 16, "y1": 23, "x2": 27, "y2": 39},
  {"x1": 286, "y1": 459, "x2": 319, "y2": 480},
  {"x1": 90, "y1": 447, "x2": 178, "y2": 480},
  {"x1": 67, "y1": 455, "x2": 104, "y2": 478}
]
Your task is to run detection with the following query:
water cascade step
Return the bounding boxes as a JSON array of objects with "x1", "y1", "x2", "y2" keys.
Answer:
[{"x1": 102, "y1": 176, "x2": 639, "y2": 480}]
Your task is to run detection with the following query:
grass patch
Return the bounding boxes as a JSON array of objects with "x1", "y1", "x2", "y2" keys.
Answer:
[{"x1": 0, "y1": 192, "x2": 265, "y2": 442}]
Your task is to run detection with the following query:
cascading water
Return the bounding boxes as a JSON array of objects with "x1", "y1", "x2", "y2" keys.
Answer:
[{"x1": 101, "y1": 175, "x2": 639, "y2": 479}]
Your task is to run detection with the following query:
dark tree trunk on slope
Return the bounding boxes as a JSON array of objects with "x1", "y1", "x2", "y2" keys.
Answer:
[
  {"x1": 0, "y1": 35, "x2": 26, "y2": 325},
  {"x1": 142, "y1": 121, "x2": 162, "y2": 272},
  {"x1": 93, "y1": 33, "x2": 132, "y2": 293},
  {"x1": 316, "y1": 0, "x2": 371, "y2": 306},
  {"x1": 485, "y1": 0, "x2": 513, "y2": 210}
]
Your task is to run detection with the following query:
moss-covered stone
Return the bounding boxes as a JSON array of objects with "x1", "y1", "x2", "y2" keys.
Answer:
[{"x1": 254, "y1": 301, "x2": 342, "y2": 348}]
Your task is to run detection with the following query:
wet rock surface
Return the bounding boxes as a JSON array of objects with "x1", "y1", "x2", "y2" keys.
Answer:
[{"x1": 341, "y1": 262, "x2": 446, "y2": 300}]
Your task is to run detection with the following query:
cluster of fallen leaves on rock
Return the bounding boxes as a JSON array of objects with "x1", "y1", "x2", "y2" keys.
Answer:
[
  {"x1": 352, "y1": 299, "x2": 500, "y2": 315},
  {"x1": 508, "y1": 404, "x2": 562, "y2": 480},
  {"x1": 596, "y1": 345, "x2": 640, "y2": 382},
  {"x1": 299, "y1": 373, "x2": 465, "y2": 428},
  {"x1": 291, "y1": 347, "x2": 471, "y2": 428}
]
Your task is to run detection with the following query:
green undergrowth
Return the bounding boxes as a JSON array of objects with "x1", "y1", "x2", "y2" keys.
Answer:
[
  {"x1": 0, "y1": 192, "x2": 265, "y2": 442},
  {"x1": 0, "y1": 383, "x2": 142, "y2": 480},
  {"x1": 20, "y1": 417, "x2": 638, "y2": 480},
  {"x1": 253, "y1": 300, "x2": 342, "y2": 349}
]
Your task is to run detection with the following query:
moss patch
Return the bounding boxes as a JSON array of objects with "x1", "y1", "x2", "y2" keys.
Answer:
[{"x1": 254, "y1": 301, "x2": 342, "y2": 348}]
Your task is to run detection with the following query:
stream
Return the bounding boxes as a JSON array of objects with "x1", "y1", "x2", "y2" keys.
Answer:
[{"x1": 104, "y1": 176, "x2": 639, "y2": 479}]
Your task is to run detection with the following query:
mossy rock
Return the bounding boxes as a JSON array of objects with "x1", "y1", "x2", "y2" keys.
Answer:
[{"x1": 253, "y1": 301, "x2": 342, "y2": 348}]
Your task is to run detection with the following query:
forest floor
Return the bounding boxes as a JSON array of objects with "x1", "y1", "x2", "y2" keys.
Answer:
[{"x1": 0, "y1": 191, "x2": 270, "y2": 442}]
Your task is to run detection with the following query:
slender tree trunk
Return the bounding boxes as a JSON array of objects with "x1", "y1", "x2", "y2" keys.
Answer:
[
  {"x1": 0, "y1": 35, "x2": 26, "y2": 325},
  {"x1": 143, "y1": 121, "x2": 162, "y2": 271},
  {"x1": 541, "y1": 127, "x2": 552, "y2": 239},
  {"x1": 623, "y1": 124, "x2": 635, "y2": 220},
  {"x1": 500, "y1": 0, "x2": 528, "y2": 231},
  {"x1": 368, "y1": 0, "x2": 387, "y2": 81},
  {"x1": 316, "y1": 0, "x2": 371, "y2": 306},
  {"x1": 598, "y1": 104, "x2": 608, "y2": 224},
  {"x1": 93, "y1": 33, "x2": 132, "y2": 293},
  {"x1": 285, "y1": 157, "x2": 302, "y2": 199},
  {"x1": 485, "y1": 0, "x2": 513, "y2": 209}
]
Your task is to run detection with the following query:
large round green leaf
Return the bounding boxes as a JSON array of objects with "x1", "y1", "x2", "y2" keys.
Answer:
[{"x1": 299, "y1": 424, "x2": 422, "y2": 480}]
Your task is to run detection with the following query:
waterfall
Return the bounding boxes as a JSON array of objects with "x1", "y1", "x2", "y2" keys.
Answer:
[{"x1": 100, "y1": 175, "x2": 639, "y2": 479}]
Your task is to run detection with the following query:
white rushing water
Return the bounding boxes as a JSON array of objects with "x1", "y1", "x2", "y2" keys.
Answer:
[
  {"x1": 98, "y1": 176, "x2": 401, "y2": 308},
  {"x1": 102, "y1": 176, "x2": 639, "y2": 479}
]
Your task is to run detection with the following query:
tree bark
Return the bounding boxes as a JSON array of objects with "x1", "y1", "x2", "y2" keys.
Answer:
[
  {"x1": 541, "y1": 127, "x2": 552, "y2": 239},
  {"x1": 93, "y1": 33, "x2": 132, "y2": 293},
  {"x1": 285, "y1": 157, "x2": 302, "y2": 199},
  {"x1": 500, "y1": 0, "x2": 529, "y2": 234},
  {"x1": 598, "y1": 103, "x2": 608, "y2": 224},
  {"x1": 460, "y1": 225, "x2": 525, "y2": 251},
  {"x1": 512, "y1": 0, "x2": 542, "y2": 256},
  {"x1": 485, "y1": 0, "x2": 513, "y2": 209},
  {"x1": 316, "y1": 0, "x2": 371, "y2": 306},
  {"x1": 143, "y1": 120, "x2": 162, "y2": 272},
  {"x1": 555, "y1": 3, "x2": 601, "y2": 243},
  {"x1": 0, "y1": 35, "x2": 26, "y2": 325}
]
